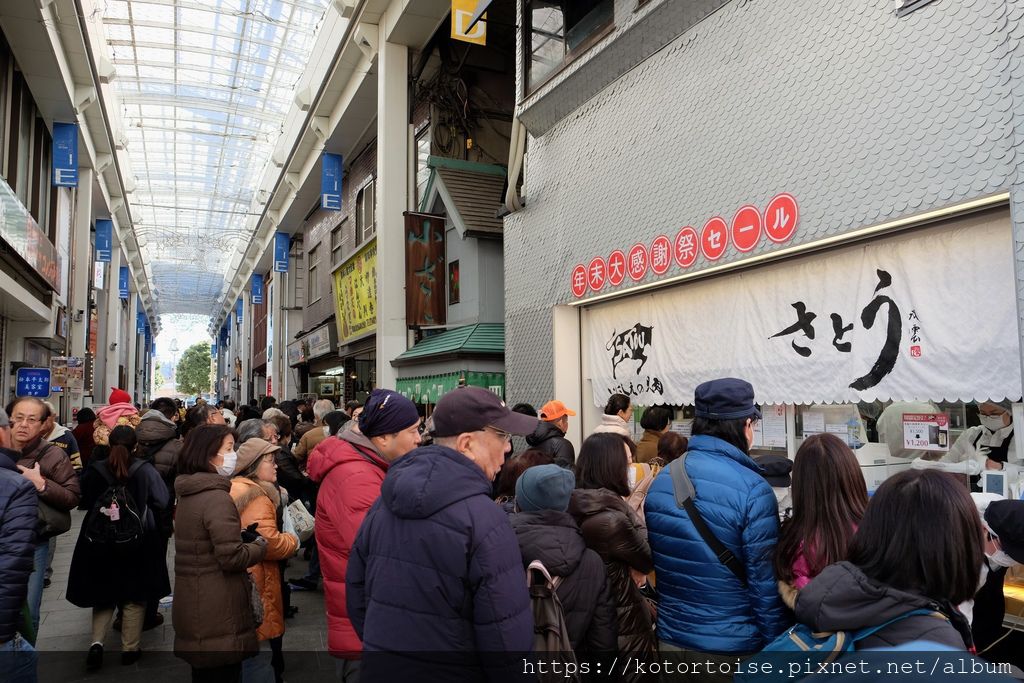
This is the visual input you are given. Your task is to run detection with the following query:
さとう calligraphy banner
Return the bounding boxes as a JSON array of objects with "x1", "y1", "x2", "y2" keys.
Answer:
[{"x1": 585, "y1": 213, "x2": 1022, "y2": 407}]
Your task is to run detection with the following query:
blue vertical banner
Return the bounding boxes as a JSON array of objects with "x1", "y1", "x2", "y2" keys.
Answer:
[
  {"x1": 95, "y1": 219, "x2": 113, "y2": 262},
  {"x1": 321, "y1": 153, "x2": 343, "y2": 210},
  {"x1": 52, "y1": 122, "x2": 79, "y2": 187},
  {"x1": 211, "y1": 342, "x2": 217, "y2": 357},
  {"x1": 236, "y1": 298, "x2": 243, "y2": 325},
  {"x1": 118, "y1": 266, "x2": 129, "y2": 299},
  {"x1": 144, "y1": 324, "x2": 152, "y2": 355},
  {"x1": 273, "y1": 232, "x2": 290, "y2": 272},
  {"x1": 136, "y1": 311, "x2": 145, "y2": 334},
  {"x1": 251, "y1": 273, "x2": 264, "y2": 305}
]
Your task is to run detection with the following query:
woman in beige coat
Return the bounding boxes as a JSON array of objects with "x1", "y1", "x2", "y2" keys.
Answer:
[{"x1": 173, "y1": 424, "x2": 267, "y2": 682}]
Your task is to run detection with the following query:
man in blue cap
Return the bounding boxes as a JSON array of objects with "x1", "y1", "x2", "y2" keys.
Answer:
[
  {"x1": 644, "y1": 377, "x2": 787, "y2": 678},
  {"x1": 306, "y1": 388, "x2": 422, "y2": 680}
]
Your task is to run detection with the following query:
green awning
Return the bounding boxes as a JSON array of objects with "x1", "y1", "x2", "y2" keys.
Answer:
[
  {"x1": 396, "y1": 371, "x2": 506, "y2": 404},
  {"x1": 391, "y1": 323, "x2": 504, "y2": 366}
]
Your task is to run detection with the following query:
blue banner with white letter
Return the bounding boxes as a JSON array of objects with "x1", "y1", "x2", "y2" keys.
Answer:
[
  {"x1": 52, "y1": 123, "x2": 79, "y2": 187},
  {"x1": 136, "y1": 311, "x2": 145, "y2": 334},
  {"x1": 95, "y1": 219, "x2": 113, "y2": 262},
  {"x1": 118, "y1": 266, "x2": 129, "y2": 299},
  {"x1": 211, "y1": 342, "x2": 217, "y2": 357},
  {"x1": 274, "y1": 232, "x2": 290, "y2": 272},
  {"x1": 251, "y1": 273, "x2": 264, "y2": 305},
  {"x1": 236, "y1": 298, "x2": 243, "y2": 325},
  {"x1": 321, "y1": 153, "x2": 343, "y2": 210}
]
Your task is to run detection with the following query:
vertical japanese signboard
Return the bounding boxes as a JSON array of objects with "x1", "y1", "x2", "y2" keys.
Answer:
[
  {"x1": 321, "y1": 153, "x2": 343, "y2": 210},
  {"x1": 332, "y1": 240, "x2": 377, "y2": 343},
  {"x1": 404, "y1": 213, "x2": 446, "y2": 326},
  {"x1": 52, "y1": 122, "x2": 79, "y2": 187},
  {"x1": 118, "y1": 265, "x2": 129, "y2": 299},
  {"x1": 236, "y1": 298, "x2": 243, "y2": 325},
  {"x1": 274, "y1": 232, "x2": 290, "y2": 272},
  {"x1": 137, "y1": 311, "x2": 146, "y2": 334},
  {"x1": 251, "y1": 273, "x2": 264, "y2": 305},
  {"x1": 95, "y1": 219, "x2": 113, "y2": 262}
]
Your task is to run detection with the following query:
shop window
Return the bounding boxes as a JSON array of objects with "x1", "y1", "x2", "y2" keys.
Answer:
[
  {"x1": 8, "y1": 70, "x2": 33, "y2": 203},
  {"x1": 331, "y1": 219, "x2": 346, "y2": 266},
  {"x1": 524, "y1": 0, "x2": 614, "y2": 93},
  {"x1": 308, "y1": 243, "x2": 321, "y2": 302},
  {"x1": 415, "y1": 126, "x2": 431, "y2": 209},
  {"x1": 896, "y1": 0, "x2": 939, "y2": 16},
  {"x1": 356, "y1": 180, "x2": 375, "y2": 243}
]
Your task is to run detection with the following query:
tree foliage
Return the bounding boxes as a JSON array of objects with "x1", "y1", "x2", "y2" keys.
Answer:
[
  {"x1": 176, "y1": 342, "x2": 212, "y2": 395},
  {"x1": 153, "y1": 361, "x2": 164, "y2": 390}
]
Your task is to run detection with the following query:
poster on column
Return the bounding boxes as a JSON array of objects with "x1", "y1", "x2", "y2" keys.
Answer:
[{"x1": 586, "y1": 216, "x2": 1022, "y2": 407}]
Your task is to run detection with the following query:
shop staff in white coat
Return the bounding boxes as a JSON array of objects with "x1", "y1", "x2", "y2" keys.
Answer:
[{"x1": 942, "y1": 401, "x2": 1017, "y2": 476}]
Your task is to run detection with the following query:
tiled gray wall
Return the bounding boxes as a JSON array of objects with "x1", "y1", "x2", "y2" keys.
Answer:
[{"x1": 504, "y1": 0, "x2": 1022, "y2": 407}]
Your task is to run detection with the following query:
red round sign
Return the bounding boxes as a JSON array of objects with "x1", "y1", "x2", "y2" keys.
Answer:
[
  {"x1": 764, "y1": 193, "x2": 799, "y2": 243},
  {"x1": 649, "y1": 235, "x2": 672, "y2": 275},
  {"x1": 607, "y1": 250, "x2": 626, "y2": 286},
  {"x1": 674, "y1": 226, "x2": 698, "y2": 268},
  {"x1": 731, "y1": 205, "x2": 762, "y2": 253},
  {"x1": 700, "y1": 217, "x2": 729, "y2": 261},
  {"x1": 626, "y1": 243, "x2": 649, "y2": 281},
  {"x1": 587, "y1": 256, "x2": 607, "y2": 292},
  {"x1": 570, "y1": 264, "x2": 587, "y2": 298}
]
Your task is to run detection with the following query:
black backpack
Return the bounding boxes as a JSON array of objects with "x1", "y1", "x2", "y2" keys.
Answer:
[
  {"x1": 527, "y1": 559, "x2": 581, "y2": 682},
  {"x1": 84, "y1": 460, "x2": 146, "y2": 545}
]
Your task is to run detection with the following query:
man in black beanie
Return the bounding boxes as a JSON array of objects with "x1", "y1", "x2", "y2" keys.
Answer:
[{"x1": 306, "y1": 388, "x2": 421, "y2": 679}]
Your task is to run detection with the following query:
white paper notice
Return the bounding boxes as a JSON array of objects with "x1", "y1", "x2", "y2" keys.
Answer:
[
  {"x1": 803, "y1": 411, "x2": 825, "y2": 435},
  {"x1": 760, "y1": 405, "x2": 788, "y2": 448},
  {"x1": 672, "y1": 420, "x2": 693, "y2": 437}
]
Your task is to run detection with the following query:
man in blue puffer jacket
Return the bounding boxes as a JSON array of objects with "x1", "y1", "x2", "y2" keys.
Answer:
[
  {"x1": 0, "y1": 408, "x2": 40, "y2": 680},
  {"x1": 645, "y1": 378, "x2": 789, "y2": 674},
  {"x1": 347, "y1": 387, "x2": 538, "y2": 682}
]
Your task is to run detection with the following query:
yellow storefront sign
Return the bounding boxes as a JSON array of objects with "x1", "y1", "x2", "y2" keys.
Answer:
[
  {"x1": 333, "y1": 240, "x2": 377, "y2": 344},
  {"x1": 451, "y1": 0, "x2": 486, "y2": 45}
]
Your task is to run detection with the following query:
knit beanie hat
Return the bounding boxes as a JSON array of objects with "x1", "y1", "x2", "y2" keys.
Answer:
[
  {"x1": 515, "y1": 464, "x2": 575, "y2": 512},
  {"x1": 109, "y1": 388, "x2": 132, "y2": 405},
  {"x1": 358, "y1": 389, "x2": 419, "y2": 438}
]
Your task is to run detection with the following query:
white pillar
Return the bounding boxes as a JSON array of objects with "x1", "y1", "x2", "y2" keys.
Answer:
[
  {"x1": 68, "y1": 171, "x2": 92, "y2": 363},
  {"x1": 375, "y1": 37, "x2": 409, "y2": 390},
  {"x1": 104, "y1": 247, "x2": 123, "y2": 397}
]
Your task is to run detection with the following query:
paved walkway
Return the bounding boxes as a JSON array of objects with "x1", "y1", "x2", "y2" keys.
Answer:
[{"x1": 36, "y1": 510, "x2": 334, "y2": 681}]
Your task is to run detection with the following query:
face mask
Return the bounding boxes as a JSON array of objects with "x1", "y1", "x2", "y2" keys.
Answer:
[
  {"x1": 988, "y1": 549, "x2": 1018, "y2": 568},
  {"x1": 980, "y1": 415, "x2": 1007, "y2": 433},
  {"x1": 216, "y1": 450, "x2": 238, "y2": 476}
]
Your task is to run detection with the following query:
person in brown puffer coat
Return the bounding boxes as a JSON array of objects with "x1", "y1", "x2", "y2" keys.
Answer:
[
  {"x1": 230, "y1": 438, "x2": 299, "y2": 683},
  {"x1": 172, "y1": 424, "x2": 267, "y2": 682},
  {"x1": 570, "y1": 433, "x2": 655, "y2": 682}
]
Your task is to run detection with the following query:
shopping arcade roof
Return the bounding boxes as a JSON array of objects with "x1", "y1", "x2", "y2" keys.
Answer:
[{"x1": 98, "y1": 0, "x2": 331, "y2": 315}]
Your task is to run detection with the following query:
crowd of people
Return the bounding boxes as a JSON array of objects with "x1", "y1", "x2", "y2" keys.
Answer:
[{"x1": 0, "y1": 378, "x2": 1022, "y2": 682}]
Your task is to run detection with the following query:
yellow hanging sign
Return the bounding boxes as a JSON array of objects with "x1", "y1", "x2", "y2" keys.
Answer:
[
  {"x1": 451, "y1": 0, "x2": 487, "y2": 45},
  {"x1": 333, "y1": 240, "x2": 378, "y2": 344}
]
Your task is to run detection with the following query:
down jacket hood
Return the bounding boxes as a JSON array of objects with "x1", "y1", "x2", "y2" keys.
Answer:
[
  {"x1": 135, "y1": 416, "x2": 177, "y2": 444},
  {"x1": 379, "y1": 444, "x2": 490, "y2": 520},
  {"x1": 796, "y1": 561, "x2": 970, "y2": 649},
  {"x1": 306, "y1": 430, "x2": 385, "y2": 484},
  {"x1": 141, "y1": 409, "x2": 177, "y2": 427},
  {"x1": 175, "y1": 471, "x2": 230, "y2": 498},
  {"x1": 510, "y1": 509, "x2": 586, "y2": 577},
  {"x1": 526, "y1": 420, "x2": 566, "y2": 448}
]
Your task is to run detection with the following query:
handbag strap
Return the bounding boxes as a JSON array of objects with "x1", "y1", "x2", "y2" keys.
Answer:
[{"x1": 669, "y1": 456, "x2": 748, "y2": 587}]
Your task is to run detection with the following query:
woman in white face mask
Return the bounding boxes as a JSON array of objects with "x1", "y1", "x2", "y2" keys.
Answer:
[
  {"x1": 942, "y1": 401, "x2": 1016, "y2": 482},
  {"x1": 171, "y1": 424, "x2": 268, "y2": 682},
  {"x1": 970, "y1": 499, "x2": 1024, "y2": 655}
]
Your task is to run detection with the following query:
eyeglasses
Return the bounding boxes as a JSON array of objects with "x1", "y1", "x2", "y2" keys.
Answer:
[
  {"x1": 483, "y1": 426, "x2": 513, "y2": 443},
  {"x1": 11, "y1": 416, "x2": 42, "y2": 425}
]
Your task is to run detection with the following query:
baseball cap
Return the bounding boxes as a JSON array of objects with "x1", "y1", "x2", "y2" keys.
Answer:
[
  {"x1": 985, "y1": 500, "x2": 1024, "y2": 564},
  {"x1": 754, "y1": 454, "x2": 792, "y2": 488},
  {"x1": 431, "y1": 387, "x2": 539, "y2": 438},
  {"x1": 694, "y1": 378, "x2": 761, "y2": 421},
  {"x1": 539, "y1": 400, "x2": 576, "y2": 422}
]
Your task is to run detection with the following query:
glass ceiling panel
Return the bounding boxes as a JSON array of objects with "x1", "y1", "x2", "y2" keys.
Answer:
[{"x1": 102, "y1": 0, "x2": 331, "y2": 316}]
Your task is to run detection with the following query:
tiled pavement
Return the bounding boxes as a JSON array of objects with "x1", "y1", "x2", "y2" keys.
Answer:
[{"x1": 36, "y1": 511, "x2": 334, "y2": 682}]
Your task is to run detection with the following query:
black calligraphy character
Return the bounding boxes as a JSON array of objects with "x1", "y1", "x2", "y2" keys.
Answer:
[
  {"x1": 907, "y1": 309, "x2": 920, "y2": 322},
  {"x1": 651, "y1": 377, "x2": 664, "y2": 395},
  {"x1": 830, "y1": 314, "x2": 854, "y2": 353},
  {"x1": 850, "y1": 269, "x2": 902, "y2": 391},
  {"x1": 771, "y1": 302, "x2": 817, "y2": 357},
  {"x1": 911, "y1": 325, "x2": 921, "y2": 343}
]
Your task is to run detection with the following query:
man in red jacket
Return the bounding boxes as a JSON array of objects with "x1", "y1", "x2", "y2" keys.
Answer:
[{"x1": 306, "y1": 388, "x2": 421, "y2": 682}]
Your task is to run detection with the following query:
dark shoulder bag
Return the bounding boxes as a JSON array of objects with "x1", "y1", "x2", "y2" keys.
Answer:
[{"x1": 669, "y1": 455, "x2": 747, "y2": 587}]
